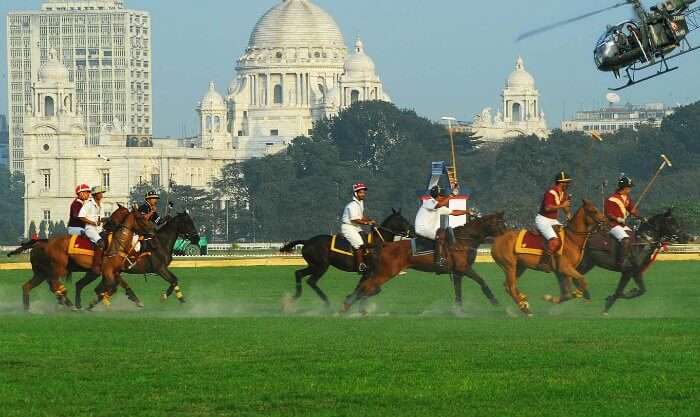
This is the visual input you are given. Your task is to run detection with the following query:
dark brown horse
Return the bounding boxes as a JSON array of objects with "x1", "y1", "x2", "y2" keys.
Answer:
[
  {"x1": 567, "y1": 209, "x2": 684, "y2": 314},
  {"x1": 279, "y1": 210, "x2": 413, "y2": 307},
  {"x1": 490, "y1": 200, "x2": 607, "y2": 316},
  {"x1": 10, "y1": 206, "x2": 154, "y2": 310},
  {"x1": 341, "y1": 212, "x2": 507, "y2": 313},
  {"x1": 74, "y1": 212, "x2": 200, "y2": 309}
]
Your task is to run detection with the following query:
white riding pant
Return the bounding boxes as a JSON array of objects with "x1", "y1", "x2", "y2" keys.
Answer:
[
  {"x1": 67, "y1": 227, "x2": 84, "y2": 236},
  {"x1": 131, "y1": 235, "x2": 141, "y2": 252},
  {"x1": 341, "y1": 224, "x2": 364, "y2": 249},
  {"x1": 84, "y1": 225, "x2": 103, "y2": 244},
  {"x1": 535, "y1": 214, "x2": 561, "y2": 241},
  {"x1": 610, "y1": 225, "x2": 631, "y2": 242}
]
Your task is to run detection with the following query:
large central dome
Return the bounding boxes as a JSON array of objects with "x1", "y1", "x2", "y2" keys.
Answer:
[{"x1": 248, "y1": 0, "x2": 346, "y2": 49}]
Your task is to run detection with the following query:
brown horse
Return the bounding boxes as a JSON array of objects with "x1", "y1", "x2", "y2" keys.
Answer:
[
  {"x1": 490, "y1": 199, "x2": 607, "y2": 316},
  {"x1": 341, "y1": 212, "x2": 507, "y2": 313},
  {"x1": 86, "y1": 209, "x2": 157, "y2": 309},
  {"x1": 13, "y1": 207, "x2": 154, "y2": 311}
]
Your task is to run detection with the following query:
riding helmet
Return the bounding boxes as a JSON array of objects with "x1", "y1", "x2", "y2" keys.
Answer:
[
  {"x1": 618, "y1": 176, "x2": 634, "y2": 189},
  {"x1": 429, "y1": 185, "x2": 444, "y2": 199},
  {"x1": 145, "y1": 190, "x2": 160, "y2": 200},
  {"x1": 554, "y1": 171, "x2": 573, "y2": 183}
]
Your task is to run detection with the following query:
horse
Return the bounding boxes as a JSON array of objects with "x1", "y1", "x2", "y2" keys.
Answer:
[
  {"x1": 73, "y1": 212, "x2": 200, "y2": 309},
  {"x1": 341, "y1": 212, "x2": 508, "y2": 313},
  {"x1": 490, "y1": 199, "x2": 607, "y2": 316},
  {"x1": 10, "y1": 206, "x2": 154, "y2": 311},
  {"x1": 278, "y1": 209, "x2": 413, "y2": 307},
  {"x1": 567, "y1": 209, "x2": 684, "y2": 314}
]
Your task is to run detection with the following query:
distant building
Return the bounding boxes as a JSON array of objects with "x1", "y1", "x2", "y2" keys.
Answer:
[
  {"x1": 0, "y1": 114, "x2": 8, "y2": 166},
  {"x1": 6, "y1": 0, "x2": 152, "y2": 172},
  {"x1": 469, "y1": 57, "x2": 549, "y2": 142},
  {"x1": 561, "y1": 103, "x2": 675, "y2": 135}
]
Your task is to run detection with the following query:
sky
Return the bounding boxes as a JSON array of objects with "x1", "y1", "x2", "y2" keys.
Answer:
[{"x1": 2, "y1": 0, "x2": 700, "y2": 138}]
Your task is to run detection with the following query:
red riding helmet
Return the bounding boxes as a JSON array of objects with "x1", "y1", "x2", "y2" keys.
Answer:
[
  {"x1": 75, "y1": 183, "x2": 91, "y2": 195},
  {"x1": 352, "y1": 183, "x2": 368, "y2": 194}
]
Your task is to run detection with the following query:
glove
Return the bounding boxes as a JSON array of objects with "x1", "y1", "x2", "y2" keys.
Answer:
[{"x1": 617, "y1": 217, "x2": 625, "y2": 224}]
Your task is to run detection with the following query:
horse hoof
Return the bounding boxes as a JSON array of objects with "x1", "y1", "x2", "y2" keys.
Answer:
[
  {"x1": 71, "y1": 305, "x2": 82, "y2": 312},
  {"x1": 177, "y1": 298, "x2": 186, "y2": 304},
  {"x1": 135, "y1": 301, "x2": 145, "y2": 308},
  {"x1": 543, "y1": 294, "x2": 554, "y2": 302},
  {"x1": 602, "y1": 311, "x2": 609, "y2": 317},
  {"x1": 160, "y1": 293, "x2": 168, "y2": 302}
]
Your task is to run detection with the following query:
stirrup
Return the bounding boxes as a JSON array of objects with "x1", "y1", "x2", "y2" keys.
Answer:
[{"x1": 358, "y1": 263, "x2": 368, "y2": 273}]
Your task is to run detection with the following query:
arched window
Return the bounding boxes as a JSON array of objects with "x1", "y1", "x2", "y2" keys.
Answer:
[
  {"x1": 45, "y1": 96, "x2": 55, "y2": 117},
  {"x1": 512, "y1": 103, "x2": 522, "y2": 122},
  {"x1": 273, "y1": 84, "x2": 283, "y2": 104},
  {"x1": 214, "y1": 116, "x2": 221, "y2": 132},
  {"x1": 351, "y1": 90, "x2": 360, "y2": 104},
  {"x1": 206, "y1": 116, "x2": 212, "y2": 131}
]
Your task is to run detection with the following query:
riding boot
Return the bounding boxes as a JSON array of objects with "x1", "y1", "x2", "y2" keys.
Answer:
[
  {"x1": 91, "y1": 247, "x2": 104, "y2": 275},
  {"x1": 434, "y1": 230, "x2": 448, "y2": 274},
  {"x1": 354, "y1": 248, "x2": 368, "y2": 274},
  {"x1": 537, "y1": 238, "x2": 560, "y2": 273}
]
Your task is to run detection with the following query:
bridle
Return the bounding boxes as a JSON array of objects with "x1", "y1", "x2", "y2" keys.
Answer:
[{"x1": 566, "y1": 208, "x2": 607, "y2": 237}]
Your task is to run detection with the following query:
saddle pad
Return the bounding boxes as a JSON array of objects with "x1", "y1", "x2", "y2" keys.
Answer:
[
  {"x1": 68, "y1": 235, "x2": 95, "y2": 256},
  {"x1": 411, "y1": 236, "x2": 435, "y2": 257},
  {"x1": 330, "y1": 233, "x2": 375, "y2": 256},
  {"x1": 514, "y1": 229, "x2": 565, "y2": 256},
  {"x1": 587, "y1": 233, "x2": 613, "y2": 253}
]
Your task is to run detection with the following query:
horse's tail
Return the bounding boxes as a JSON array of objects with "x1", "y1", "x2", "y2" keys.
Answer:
[
  {"x1": 6, "y1": 239, "x2": 46, "y2": 257},
  {"x1": 279, "y1": 240, "x2": 307, "y2": 253}
]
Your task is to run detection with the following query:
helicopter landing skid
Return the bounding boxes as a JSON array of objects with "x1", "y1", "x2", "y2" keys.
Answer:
[{"x1": 609, "y1": 65, "x2": 678, "y2": 91}]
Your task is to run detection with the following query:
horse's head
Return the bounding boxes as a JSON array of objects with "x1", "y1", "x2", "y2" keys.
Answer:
[
  {"x1": 381, "y1": 208, "x2": 414, "y2": 239},
  {"x1": 103, "y1": 204, "x2": 130, "y2": 233},
  {"x1": 173, "y1": 212, "x2": 200, "y2": 244},
  {"x1": 472, "y1": 211, "x2": 507, "y2": 238},
  {"x1": 640, "y1": 208, "x2": 685, "y2": 243},
  {"x1": 125, "y1": 208, "x2": 157, "y2": 236},
  {"x1": 575, "y1": 199, "x2": 607, "y2": 232}
]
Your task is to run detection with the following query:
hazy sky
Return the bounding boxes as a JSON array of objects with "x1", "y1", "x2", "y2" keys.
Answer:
[{"x1": 3, "y1": 0, "x2": 700, "y2": 137}]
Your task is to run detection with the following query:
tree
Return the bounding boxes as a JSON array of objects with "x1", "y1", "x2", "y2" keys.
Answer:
[
  {"x1": 0, "y1": 171, "x2": 25, "y2": 243},
  {"x1": 28, "y1": 221, "x2": 37, "y2": 240},
  {"x1": 39, "y1": 221, "x2": 47, "y2": 239}
]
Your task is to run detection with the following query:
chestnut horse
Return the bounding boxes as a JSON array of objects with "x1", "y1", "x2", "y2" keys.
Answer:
[
  {"x1": 490, "y1": 199, "x2": 607, "y2": 316},
  {"x1": 12, "y1": 207, "x2": 154, "y2": 311},
  {"x1": 341, "y1": 212, "x2": 507, "y2": 313},
  {"x1": 87, "y1": 209, "x2": 157, "y2": 308}
]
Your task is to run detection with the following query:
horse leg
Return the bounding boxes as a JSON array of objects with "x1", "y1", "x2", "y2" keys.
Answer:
[
  {"x1": 504, "y1": 263, "x2": 531, "y2": 316},
  {"x1": 74, "y1": 272, "x2": 99, "y2": 310},
  {"x1": 622, "y1": 272, "x2": 647, "y2": 299},
  {"x1": 463, "y1": 266, "x2": 499, "y2": 306},
  {"x1": 22, "y1": 275, "x2": 45, "y2": 311},
  {"x1": 451, "y1": 272, "x2": 465, "y2": 313},
  {"x1": 158, "y1": 268, "x2": 185, "y2": 303},
  {"x1": 293, "y1": 266, "x2": 313, "y2": 300},
  {"x1": 119, "y1": 277, "x2": 144, "y2": 308},
  {"x1": 48, "y1": 279, "x2": 73, "y2": 308},
  {"x1": 558, "y1": 264, "x2": 591, "y2": 302},
  {"x1": 604, "y1": 271, "x2": 634, "y2": 314},
  {"x1": 306, "y1": 265, "x2": 331, "y2": 307}
]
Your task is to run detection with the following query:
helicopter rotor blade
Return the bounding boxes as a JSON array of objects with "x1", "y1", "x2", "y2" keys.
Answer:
[{"x1": 517, "y1": 1, "x2": 631, "y2": 41}]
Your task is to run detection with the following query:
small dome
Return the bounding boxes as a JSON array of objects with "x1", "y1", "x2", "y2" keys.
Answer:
[
  {"x1": 200, "y1": 81, "x2": 226, "y2": 110},
  {"x1": 344, "y1": 38, "x2": 376, "y2": 74},
  {"x1": 38, "y1": 49, "x2": 70, "y2": 84},
  {"x1": 507, "y1": 57, "x2": 535, "y2": 88},
  {"x1": 248, "y1": 0, "x2": 345, "y2": 50}
]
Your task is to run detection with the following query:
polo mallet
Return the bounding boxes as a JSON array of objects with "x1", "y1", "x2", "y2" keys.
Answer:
[{"x1": 633, "y1": 154, "x2": 672, "y2": 211}]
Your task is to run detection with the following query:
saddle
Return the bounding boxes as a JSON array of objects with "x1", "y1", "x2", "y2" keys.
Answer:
[
  {"x1": 587, "y1": 230, "x2": 637, "y2": 254},
  {"x1": 330, "y1": 232, "x2": 376, "y2": 256},
  {"x1": 514, "y1": 228, "x2": 565, "y2": 256},
  {"x1": 67, "y1": 235, "x2": 98, "y2": 256}
]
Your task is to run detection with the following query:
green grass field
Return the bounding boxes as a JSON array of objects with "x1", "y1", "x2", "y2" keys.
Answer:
[{"x1": 1, "y1": 262, "x2": 699, "y2": 417}]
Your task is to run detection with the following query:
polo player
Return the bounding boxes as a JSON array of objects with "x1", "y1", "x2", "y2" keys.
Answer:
[
  {"x1": 415, "y1": 185, "x2": 470, "y2": 270},
  {"x1": 78, "y1": 185, "x2": 107, "y2": 274},
  {"x1": 535, "y1": 171, "x2": 573, "y2": 271},
  {"x1": 341, "y1": 183, "x2": 376, "y2": 274},
  {"x1": 605, "y1": 176, "x2": 640, "y2": 267},
  {"x1": 68, "y1": 183, "x2": 91, "y2": 236}
]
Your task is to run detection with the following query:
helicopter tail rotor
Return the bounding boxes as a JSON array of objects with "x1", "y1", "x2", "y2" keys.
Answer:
[{"x1": 517, "y1": 1, "x2": 632, "y2": 41}]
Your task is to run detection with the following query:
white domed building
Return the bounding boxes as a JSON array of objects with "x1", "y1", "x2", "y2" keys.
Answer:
[
  {"x1": 470, "y1": 57, "x2": 549, "y2": 142},
  {"x1": 204, "y1": 0, "x2": 390, "y2": 158}
]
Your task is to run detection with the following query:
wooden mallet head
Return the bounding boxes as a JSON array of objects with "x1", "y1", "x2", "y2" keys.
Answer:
[{"x1": 661, "y1": 154, "x2": 672, "y2": 168}]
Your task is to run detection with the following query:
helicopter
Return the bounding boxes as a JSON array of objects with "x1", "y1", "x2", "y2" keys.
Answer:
[{"x1": 518, "y1": 0, "x2": 700, "y2": 90}]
